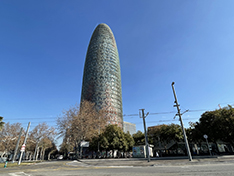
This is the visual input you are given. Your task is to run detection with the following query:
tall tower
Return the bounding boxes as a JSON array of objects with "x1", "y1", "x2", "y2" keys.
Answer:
[{"x1": 81, "y1": 23, "x2": 123, "y2": 128}]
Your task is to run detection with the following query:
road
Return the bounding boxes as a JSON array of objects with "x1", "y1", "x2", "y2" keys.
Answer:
[{"x1": 0, "y1": 160, "x2": 234, "y2": 176}]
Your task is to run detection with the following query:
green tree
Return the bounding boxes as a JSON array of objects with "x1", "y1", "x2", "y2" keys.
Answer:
[
  {"x1": 148, "y1": 124, "x2": 183, "y2": 143},
  {"x1": 132, "y1": 130, "x2": 145, "y2": 145},
  {"x1": 160, "y1": 124, "x2": 183, "y2": 143},
  {"x1": 0, "y1": 116, "x2": 4, "y2": 131},
  {"x1": 186, "y1": 121, "x2": 202, "y2": 143},
  {"x1": 98, "y1": 125, "x2": 134, "y2": 152},
  {"x1": 148, "y1": 124, "x2": 167, "y2": 144},
  {"x1": 191, "y1": 105, "x2": 234, "y2": 146},
  {"x1": 124, "y1": 131, "x2": 135, "y2": 151},
  {"x1": 147, "y1": 124, "x2": 184, "y2": 152}
]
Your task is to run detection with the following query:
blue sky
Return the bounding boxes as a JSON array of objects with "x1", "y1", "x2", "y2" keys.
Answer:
[{"x1": 1, "y1": 1, "x2": 234, "y2": 142}]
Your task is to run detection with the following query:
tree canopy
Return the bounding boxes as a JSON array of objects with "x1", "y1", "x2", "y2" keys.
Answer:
[
  {"x1": 0, "y1": 122, "x2": 24, "y2": 155},
  {"x1": 28, "y1": 122, "x2": 57, "y2": 160},
  {"x1": 97, "y1": 124, "x2": 135, "y2": 152},
  {"x1": 0, "y1": 122, "x2": 56, "y2": 159},
  {"x1": 148, "y1": 124, "x2": 183, "y2": 143},
  {"x1": 57, "y1": 100, "x2": 107, "y2": 154},
  {"x1": 189, "y1": 105, "x2": 234, "y2": 145},
  {"x1": 132, "y1": 130, "x2": 145, "y2": 146}
]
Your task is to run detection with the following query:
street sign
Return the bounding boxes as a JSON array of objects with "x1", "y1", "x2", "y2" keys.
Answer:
[
  {"x1": 20, "y1": 144, "x2": 26, "y2": 152},
  {"x1": 80, "y1": 141, "x2": 89, "y2": 147},
  {"x1": 203, "y1": 134, "x2": 212, "y2": 156}
]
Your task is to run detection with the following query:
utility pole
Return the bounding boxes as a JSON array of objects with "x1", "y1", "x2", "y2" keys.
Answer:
[
  {"x1": 18, "y1": 122, "x2": 31, "y2": 165},
  {"x1": 12, "y1": 127, "x2": 23, "y2": 163},
  {"x1": 171, "y1": 82, "x2": 192, "y2": 161},
  {"x1": 139, "y1": 109, "x2": 150, "y2": 162}
]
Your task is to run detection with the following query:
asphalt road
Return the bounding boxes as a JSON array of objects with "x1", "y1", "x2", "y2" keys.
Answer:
[{"x1": 0, "y1": 159, "x2": 234, "y2": 176}]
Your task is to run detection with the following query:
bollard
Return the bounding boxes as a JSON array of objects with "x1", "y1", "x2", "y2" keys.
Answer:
[{"x1": 4, "y1": 161, "x2": 8, "y2": 168}]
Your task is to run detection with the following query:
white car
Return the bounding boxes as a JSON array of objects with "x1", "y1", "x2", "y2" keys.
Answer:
[{"x1": 57, "y1": 155, "x2": 63, "y2": 160}]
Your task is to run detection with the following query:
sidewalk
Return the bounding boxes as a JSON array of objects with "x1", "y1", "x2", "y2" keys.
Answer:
[{"x1": 77, "y1": 155, "x2": 234, "y2": 167}]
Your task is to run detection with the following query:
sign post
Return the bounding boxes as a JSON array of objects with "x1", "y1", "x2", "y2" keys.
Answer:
[
  {"x1": 20, "y1": 144, "x2": 26, "y2": 152},
  {"x1": 203, "y1": 134, "x2": 212, "y2": 156},
  {"x1": 18, "y1": 122, "x2": 31, "y2": 165},
  {"x1": 80, "y1": 141, "x2": 89, "y2": 147},
  {"x1": 80, "y1": 141, "x2": 89, "y2": 158}
]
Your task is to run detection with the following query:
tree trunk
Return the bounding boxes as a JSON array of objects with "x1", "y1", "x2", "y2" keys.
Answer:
[
  {"x1": 36, "y1": 147, "x2": 40, "y2": 161},
  {"x1": 48, "y1": 153, "x2": 51, "y2": 160},
  {"x1": 25, "y1": 151, "x2": 29, "y2": 160},
  {"x1": 1, "y1": 150, "x2": 6, "y2": 157},
  {"x1": 40, "y1": 147, "x2": 43, "y2": 160},
  {"x1": 176, "y1": 143, "x2": 178, "y2": 156},
  {"x1": 48, "y1": 149, "x2": 56, "y2": 161},
  {"x1": 29, "y1": 152, "x2": 32, "y2": 160},
  {"x1": 42, "y1": 148, "x2": 46, "y2": 160},
  {"x1": 75, "y1": 141, "x2": 79, "y2": 159}
]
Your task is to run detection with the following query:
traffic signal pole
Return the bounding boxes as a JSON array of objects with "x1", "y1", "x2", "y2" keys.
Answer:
[{"x1": 171, "y1": 82, "x2": 192, "y2": 161}]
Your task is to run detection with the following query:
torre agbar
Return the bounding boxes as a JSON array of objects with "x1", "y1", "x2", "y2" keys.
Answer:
[{"x1": 81, "y1": 23, "x2": 123, "y2": 128}]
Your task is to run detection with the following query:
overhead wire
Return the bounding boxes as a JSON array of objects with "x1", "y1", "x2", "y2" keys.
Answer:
[
  {"x1": 3, "y1": 107, "x2": 223, "y2": 129},
  {"x1": 5, "y1": 108, "x2": 211, "y2": 121}
]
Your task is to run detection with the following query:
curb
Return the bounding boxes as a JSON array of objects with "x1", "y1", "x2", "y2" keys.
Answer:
[{"x1": 76, "y1": 155, "x2": 234, "y2": 167}]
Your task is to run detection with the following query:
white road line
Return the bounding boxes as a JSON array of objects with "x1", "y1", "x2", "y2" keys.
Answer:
[{"x1": 8, "y1": 172, "x2": 31, "y2": 176}]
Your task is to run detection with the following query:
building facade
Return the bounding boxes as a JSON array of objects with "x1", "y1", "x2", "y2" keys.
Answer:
[
  {"x1": 81, "y1": 23, "x2": 123, "y2": 128},
  {"x1": 123, "y1": 121, "x2": 136, "y2": 135}
]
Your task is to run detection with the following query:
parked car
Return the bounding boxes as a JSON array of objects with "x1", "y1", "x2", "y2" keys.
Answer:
[{"x1": 57, "y1": 155, "x2": 63, "y2": 160}]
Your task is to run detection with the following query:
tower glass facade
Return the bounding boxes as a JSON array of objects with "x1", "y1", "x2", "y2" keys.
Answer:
[{"x1": 81, "y1": 23, "x2": 123, "y2": 128}]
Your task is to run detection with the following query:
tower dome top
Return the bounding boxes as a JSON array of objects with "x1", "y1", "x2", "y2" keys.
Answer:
[
  {"x1": 93, "y1": 23, "x2": 113, "y2": 34},
  {"x1": 97, "y1": 23, "x2": 110, "y2": 28}
]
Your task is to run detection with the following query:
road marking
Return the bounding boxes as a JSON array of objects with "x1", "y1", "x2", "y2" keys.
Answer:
[
  {"x1": 8, "y1": 172, "x2": 31, "y2": 176},
  {"x1": 35, "y1": 161, "x2": 57, "y2": 165}
]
